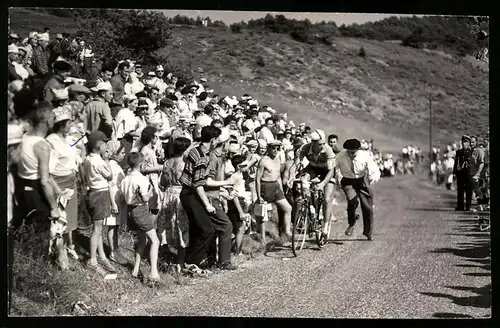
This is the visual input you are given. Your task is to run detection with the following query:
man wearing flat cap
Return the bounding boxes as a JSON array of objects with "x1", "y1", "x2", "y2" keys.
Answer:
[
  {"x1": 453, "y1": 135, "x2": 473, "y2": 211},
  {"x1": 334, "y1": 138, "x2": 381, "y2": 241}
]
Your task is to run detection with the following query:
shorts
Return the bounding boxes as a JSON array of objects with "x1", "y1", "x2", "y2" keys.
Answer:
[
  {"x1": 261, "y1": 181, "x2": 285, "y2": 203},
  {"x1": 127, "y1": 203, "x2": 156, "y2": 232},
  {"x1": 86, "y1": 189, "x2": 111, "y2": 222},
  {"x1": 302, "y1": 165, "x2": 335, "y2": 184}
]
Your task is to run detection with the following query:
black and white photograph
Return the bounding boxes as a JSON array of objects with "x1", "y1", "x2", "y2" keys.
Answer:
[{"x1": 7, "y1": 7, "x2": 490, "y2": 318}]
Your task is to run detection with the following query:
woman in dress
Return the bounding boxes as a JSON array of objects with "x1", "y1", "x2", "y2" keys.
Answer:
[
  {"x1": 45, "y1": 107, "x2": 80, "y2": 263},
  {"x1": 158, "y1": 137, "x2": 192, "y2": 272}
]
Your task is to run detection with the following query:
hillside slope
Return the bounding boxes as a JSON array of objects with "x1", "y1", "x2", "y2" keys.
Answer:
[{"x1": 9, "y1": 9, "x2": 489, "y2": 151}]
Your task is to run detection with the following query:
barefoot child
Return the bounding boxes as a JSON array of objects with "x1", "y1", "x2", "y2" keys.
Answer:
[
  {"x1": 103, "y1": 140, "x2": 128, "y2": 266},
  {"x1": 120, "y1": 151, "x2": 162, "y2": 283},
  {"x1": 83, "y1": 131, "x2": 117, "y2": 274}
]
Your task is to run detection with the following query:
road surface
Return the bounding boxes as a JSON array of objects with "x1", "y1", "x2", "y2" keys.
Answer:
[{"x1": 122, "y1": 174, "x2": 491, "y2": 318}]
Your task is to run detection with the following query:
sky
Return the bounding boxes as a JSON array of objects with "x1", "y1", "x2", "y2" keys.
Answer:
[{"x1": 157, "y1": 10, "x2": 424, "y2": 26}]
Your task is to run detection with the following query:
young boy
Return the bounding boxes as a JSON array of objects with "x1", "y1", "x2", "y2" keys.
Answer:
[
  {"x1": 103, "y1": 140, "x2": 128, "y2": 266},
  {"x1": 83, "y1": 131, "x2": 117, "y2": 274},
  {"x1": 120, "y1": 151, "x2": 161, "y2": 283},
  {"x1": 225, "y1": 154, "x2": 252, "y2": 255}
]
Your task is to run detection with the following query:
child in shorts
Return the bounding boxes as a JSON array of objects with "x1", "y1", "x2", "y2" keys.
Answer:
[
  {"x1": 82, "y1": 131, "x2": 117, "y2": 274},
  {"x1": 226, "y1": 155, "x2": 252, "y2": 255},
  {"x1": 103, "y1": 140, "x2": 128, "y2": 266},
  {"x1": 120, "y1": 152, "x2": 161, "y2": 283}
]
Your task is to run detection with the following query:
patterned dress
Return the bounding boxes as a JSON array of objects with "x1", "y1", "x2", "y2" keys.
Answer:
[{"x1": 158, "y1": 157, "x2": 189, "y2": 249}]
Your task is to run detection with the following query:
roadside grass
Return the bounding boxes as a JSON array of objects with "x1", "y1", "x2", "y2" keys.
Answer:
[{"x1": 10, "y1": 186, "x2": 348, "y2": 316}]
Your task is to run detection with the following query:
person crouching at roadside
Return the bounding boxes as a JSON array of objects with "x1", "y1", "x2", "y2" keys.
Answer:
[{"x1": 120, "y1": 151, "x2": 162, "y2": 284}]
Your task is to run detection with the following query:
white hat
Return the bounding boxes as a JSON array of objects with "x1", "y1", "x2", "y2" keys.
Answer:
[
  {"x1": 51, "y1": 88, "x2": 69, "y2": 100},
  {"x1": 257, "y1": 139, "x2": 267, "y2": 148},
  {"x1": 156, "y1": 65, "x2": 164, "y2": 71},
  {"x1": 8, "y1": 124, "x2": 24, "y2": 146},
  {"x1": 299, "y1": 122, "x2": 306, "y2": 127},
  {"x1": 268, "y1": 140, "x2": 282, "y2": 147},
  {"x1": 200, "y1": 77, "x2": 207, "y2": 83},
  {"x1": 310, "y1": 129, "x2": 326, "y2": 142},
  {"x1": 52, "y1": 106, "x2": 72, "y2": 124},
  {"x1": 147, "y1": 71, "x2": 156, "y2": 77},
  {"x1": 214, "y1": 127, "x2": 231, "y2": 145},
  {"x1": 38, "y1": 32, "x2": 49, "y2": 42},
  {"x1": 8, "y1": 44, "x2": 19, "y2": 54},
  {"x1": 91, "y1": 82, "x2": 112, "y2": 92},
  {"x1": 29, "y1": 31, "x2": 38, "y2": 39}
]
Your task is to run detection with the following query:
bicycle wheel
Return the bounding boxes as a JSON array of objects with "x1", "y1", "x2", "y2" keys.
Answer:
[
  {"x1": 292, "y1": 202, "x2": 308, "y2": 257},
  {"x1": 314, "y1": 192, "x2": 325, "y2": 247}
]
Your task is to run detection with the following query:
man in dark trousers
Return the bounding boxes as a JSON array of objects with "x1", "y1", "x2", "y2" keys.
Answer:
[
  {"x1": 179, "y1": 126, "x2": 235, "y2": 276},
  {"x1": 453, "y1": 135, "x2": 472, "y2": 211},
  {"x1": 335, "y1": 139, "x2": 381, "y2": 241}
]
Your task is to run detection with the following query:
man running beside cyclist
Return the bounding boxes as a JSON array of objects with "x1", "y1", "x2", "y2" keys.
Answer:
[{"x1": 292, "y1": 129, "x2": 337, "y2": 246}]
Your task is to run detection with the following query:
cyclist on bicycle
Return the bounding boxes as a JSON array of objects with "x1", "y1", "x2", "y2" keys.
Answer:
[{"x1": 292, "y1": 129, "x2": 336, "y2": 244}]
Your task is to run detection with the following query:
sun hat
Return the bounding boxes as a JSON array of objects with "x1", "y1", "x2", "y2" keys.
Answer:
[
  {"x1": 37, "y1": 33, "x2": 49, "y2": 42},
  {"x1": 91, "y1": 82, "x2": 112, "y2": 92},
  {"x1": 214, "y1": 127, "x2": 231, "y2": 145},
  {"x1": 268, "y1": 140, "x2": 282, "y2": 147},
  {"x1": 8, "y1": 124, "x2": 24, "y2": 146},
  {"x1": 310, "y1": 129, "x2": 326, "y2": 142},
  {"x1": 8, "y1": 44, "x2": 19, "y2": 54},
  {"x1": 246, "y1": 139, "x2": 258, "y2": 147},
  {"x1": 52, "y1": 106, "x2": 72, "y2": 124},
  {"x1": 155, "y1": 65, "x2": 164, "y2": 71},
  {"x1": 51, "y1": 88, "x2": 69, "y2": 100},
  {"x1": 56, "y1": 33, "x2": 63, "y2": 39}
]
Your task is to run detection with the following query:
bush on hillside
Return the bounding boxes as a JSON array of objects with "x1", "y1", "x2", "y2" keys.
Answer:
[
  {"x1": 230, "y1": 23, "x2": 243, "y2": 33},
  {"x1": 75, "y1": 9, "x2": 172, "y2": 65},
  {"x1": 359, "y1": 46, "x2": 367, "y2": 58}
]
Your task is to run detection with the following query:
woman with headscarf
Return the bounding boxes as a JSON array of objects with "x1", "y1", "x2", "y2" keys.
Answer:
[
  {"x1": 158, "y1": 137, "x2": 192, "y2": 272},
  {"x1": 45, "y1": 107, "x2": 80, "y2": 263}
]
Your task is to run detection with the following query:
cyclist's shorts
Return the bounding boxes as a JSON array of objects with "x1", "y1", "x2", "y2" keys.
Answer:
[{"x1": 302, "y1": 165, "x2": 335, "y2": 184}]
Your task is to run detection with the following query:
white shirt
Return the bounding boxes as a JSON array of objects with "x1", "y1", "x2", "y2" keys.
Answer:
[
  {"x1": 258, "y1": 126, "x2": 275, "y2": 143},
  {"x1": 335, "y1": 149, "x2": 381, "y2": 183},
  {"x1": 124, "y1": 81, "x2": 144, "y2": 97},
  {"x1": 83, "y1": 153, "x2": 111, "y2": 191},
  {"x1": 46, "y1": 133, "x2": 79, "y2": 176},
  {"x1": 114, "y1": 108, "x2": 138, "y2": 139},
  {"x1": 120, "y1": 171, "x2": 151, "y2": 206},
  {"x1": 196, "y1": 113, "x2": 213, "y2": 127}
]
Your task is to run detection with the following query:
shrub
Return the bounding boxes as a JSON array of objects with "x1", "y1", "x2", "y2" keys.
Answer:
[
  {"x1": 230, "y1": 23, "x2": 243, "y2": 33},
  {"x1": 359, "y1": 46, "x2": 367, "y2": 58},
  {"x1": 256, "y1": 56, "x2": 266, "y2": 67},
  {"x1": 75, "y1": 9, "x2": 171, "y2": 64}
]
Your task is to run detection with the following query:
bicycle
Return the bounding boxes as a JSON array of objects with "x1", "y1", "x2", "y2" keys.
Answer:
[{"x1": 288, "y1": 177, "x2": 326, "y2": 257}]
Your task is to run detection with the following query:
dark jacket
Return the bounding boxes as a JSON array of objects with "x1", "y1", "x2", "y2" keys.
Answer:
[{"x1": 453, "y1": 148, "x2": 471, "y2": 176}]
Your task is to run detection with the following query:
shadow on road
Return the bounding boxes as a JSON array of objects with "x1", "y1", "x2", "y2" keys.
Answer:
[
  {"x1": 432, "y1": 312, "x2": 474, "y2": 318},
  {"x1": 423, "y1": 210, "x2": 491, "y2": 312},
  {"x1": 422, "y1": 284, "x2": 491, "y2": 309},
  {"x1": 407, "y1": 207, "x2": 456, "y2": 212}
]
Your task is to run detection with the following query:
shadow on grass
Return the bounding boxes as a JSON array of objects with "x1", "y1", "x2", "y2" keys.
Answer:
[{"x1": 406, "y1": 207, "x2": 455, "y2": 212}]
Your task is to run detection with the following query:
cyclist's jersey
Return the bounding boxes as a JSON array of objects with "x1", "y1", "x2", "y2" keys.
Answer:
[{"x1": 297, "y1": 143, "x2": 336, "y2": 171}]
